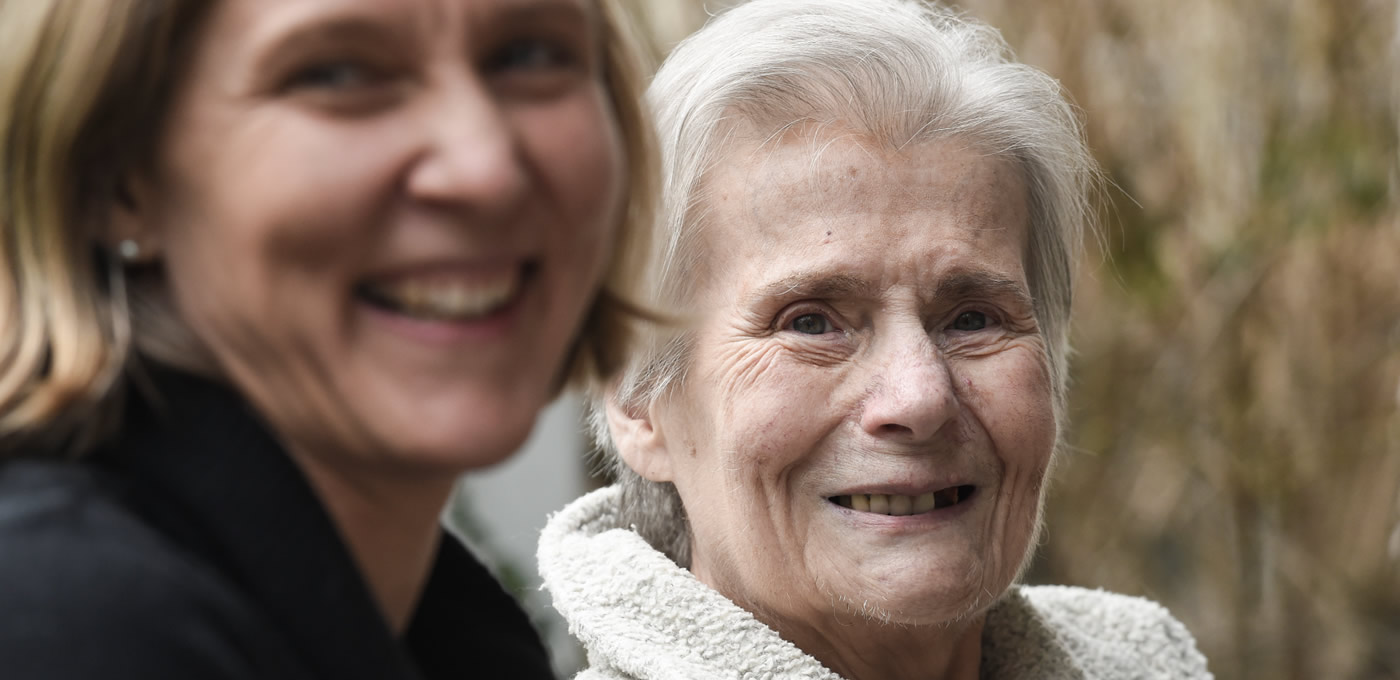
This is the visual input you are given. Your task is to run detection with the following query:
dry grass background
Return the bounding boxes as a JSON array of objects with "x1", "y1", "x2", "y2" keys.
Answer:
[{"x1": 619, "y1": 1, "x2": 1400, "y2": 678}]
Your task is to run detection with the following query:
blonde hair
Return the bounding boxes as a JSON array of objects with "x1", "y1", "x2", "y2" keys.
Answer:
[
  {"x1": 560, "y1": 0, "x2": 659, "y2": 391},
  {"x1": 0, "y1": 0, "x2": 657, "y2": 456}
]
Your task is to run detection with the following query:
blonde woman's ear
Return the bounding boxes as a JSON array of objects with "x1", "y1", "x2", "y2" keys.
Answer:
[
  {"x1": 604, "y1": 396, "x2": 675, "y2": 484},
  {"x1": 102, "y1": 178, "x2": 161, "y2": 264}
]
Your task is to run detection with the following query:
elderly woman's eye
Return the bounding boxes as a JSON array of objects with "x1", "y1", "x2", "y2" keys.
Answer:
[
  {"x1": 951, "y1": 310, "x2": 989, "y2": 331},
  {"x1": 789, "y1": 313, "x2": 835, "y2": 335}
]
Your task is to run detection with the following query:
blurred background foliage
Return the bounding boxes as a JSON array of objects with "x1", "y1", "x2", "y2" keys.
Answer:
[{"x1": 617, "y1": 0, "x2": 1400, "y2": 677}]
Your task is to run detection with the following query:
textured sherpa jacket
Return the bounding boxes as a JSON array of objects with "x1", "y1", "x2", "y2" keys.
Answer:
[{"x1": 539, "y1": 486, "x2": 1213, "y2": 680}]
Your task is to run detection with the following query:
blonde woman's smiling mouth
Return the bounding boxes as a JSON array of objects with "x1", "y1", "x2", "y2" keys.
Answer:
[{"x1": 355, "y1": 262, "x2": 533, "y2": 323}]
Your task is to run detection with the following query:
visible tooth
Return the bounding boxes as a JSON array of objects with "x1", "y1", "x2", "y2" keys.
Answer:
[
  {"x1": 441, "y1": 284, "x2": 467, "y2": 312},
  {"x1": 913, "y1": 492, "x2": 937, "y2": 513},
  {"x1": 489, "y1": 278, "x2": 510, "y2": 301},
  {"x1": 833, "y1": 495, "x2": 852, "y2": 508},
  {"x1": 867, "y1": 494, "x2": 889, "y2": 515},
  {"x1": 951, "y1": 486, "x2": 962, "y2": 504},
  {"x1": 374, "y1": 274, "x2": 518, "y2": 320},
  {"x1": 889, "y1": 494, "x2": 912, "y2": 516},
  {"x1": 430, "y1": 283, "x2": 473, "y2": 315},
  {"x1": 402, "y1": 281, "x2": 427, "y2": 309},
  {"x1": 851, "y1": 494, "x2": 870, "y2": 512}
]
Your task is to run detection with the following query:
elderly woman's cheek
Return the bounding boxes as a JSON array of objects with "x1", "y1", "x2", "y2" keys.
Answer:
[
  {"x1": 983, "y1": 352, "x2": 1056, "y2": 474},
  {"x1": 707, "y1": 340, "x2": 836, "y2": 468},
  {"x1": 707, "y1": 338, "x2": 822, "y2": 410},
  {"x1": 964, "y1": 345, "x2": 1057, "y2": 582}
]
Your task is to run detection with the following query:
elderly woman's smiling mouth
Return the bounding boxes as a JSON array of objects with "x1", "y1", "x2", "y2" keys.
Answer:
[
  {"x1": 812, "y1": 449, "x2": 996, "y2": 535},
  {"x1": 827, "y1": 485, "x2": 977, "y2": 517}
]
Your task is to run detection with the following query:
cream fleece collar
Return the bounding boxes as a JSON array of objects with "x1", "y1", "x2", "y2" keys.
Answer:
[{"x1": 538, "y1": 486, "x2": 1213, "y2": 680}]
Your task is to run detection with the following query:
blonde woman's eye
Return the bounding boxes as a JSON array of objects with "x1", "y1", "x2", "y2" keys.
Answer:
[
  {"x1": 286, "y1": 61, "x2": 379, "y2": 91},
  {"x1": 950, "y1": 310, "x2": 989, "y2": 331},
  {"x1": 789, "y1": 313, "x2": 835, "y2": 335},
  {"x1": 488, "y1": 39, "x2": 575, "y2": 73}
]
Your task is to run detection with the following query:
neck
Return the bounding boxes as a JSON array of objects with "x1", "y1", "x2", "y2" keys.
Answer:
[
  {"x1": 777, "y1": 611, "x2": 985, "y2": 680},
  {"x1": 292, "y1": 451, "x2": 457, "y2": 634}
]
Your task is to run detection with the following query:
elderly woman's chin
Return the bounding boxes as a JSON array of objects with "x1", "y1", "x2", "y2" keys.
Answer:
[{"x1": 793, "y1": 499, "x2": 1041, "y2": 628}]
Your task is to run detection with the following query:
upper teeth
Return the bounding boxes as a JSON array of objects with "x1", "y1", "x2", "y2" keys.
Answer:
[
  {"x1": 832, "y1": 488, "x2": 963, "y2": 515},
  {"x1": 364, "y1": 274, "x2": 517, "y2": 321}
]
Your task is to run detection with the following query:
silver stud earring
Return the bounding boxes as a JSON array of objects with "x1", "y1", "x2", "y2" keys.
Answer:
[{"x1": 117, "y1": 239, "x2": 141, "y2": 261}]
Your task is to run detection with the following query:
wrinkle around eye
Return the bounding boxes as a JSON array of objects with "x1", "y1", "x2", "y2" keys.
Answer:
[
  {"x1": 707, "y1": 328, "x2": 853, "y2": 400},
  {"x1": 772, "y1": 332, "x2": 854, "y2": 368},
  {"x1": 708, "y1": 339, "x2": 789, "y2": 401},
  {"x1": 941, "y1": 331, "x2": 1047, "y2": 361}
]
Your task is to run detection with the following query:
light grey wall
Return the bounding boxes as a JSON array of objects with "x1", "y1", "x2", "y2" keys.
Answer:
[{"x1": 447, "y1": 394, "x2": 591, "y2": 676}]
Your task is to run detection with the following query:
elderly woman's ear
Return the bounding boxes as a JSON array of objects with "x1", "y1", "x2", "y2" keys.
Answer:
[{"x1": 604, "y1": 395, "x2": 675, "y2": 484}]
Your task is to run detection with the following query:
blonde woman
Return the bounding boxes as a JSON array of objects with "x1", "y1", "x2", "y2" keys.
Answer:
[{"x1": 0, "y1": 1, "x2": 653, "y2": 678}]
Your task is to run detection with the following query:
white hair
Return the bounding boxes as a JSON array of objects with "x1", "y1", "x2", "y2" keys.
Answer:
[{"x1": 590, "y1": 0, "x2": 1098, "y2": 565}]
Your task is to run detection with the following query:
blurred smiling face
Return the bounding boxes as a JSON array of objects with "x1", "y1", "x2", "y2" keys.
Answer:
[
  {"x1": 621, "y1": 133, "x2": 1056, "y2": 634},
  {"x1": 128, "y1": 0, "x2": 624, "y2": 471}
]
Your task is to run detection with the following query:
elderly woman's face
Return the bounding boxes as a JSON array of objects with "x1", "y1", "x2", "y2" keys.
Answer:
[
  {"x1": 127, "y1": 0, "x2": 623, "y2": 469},
  {"x1": 636, "y1": 134, "x2": 1054, "y2": 630}
]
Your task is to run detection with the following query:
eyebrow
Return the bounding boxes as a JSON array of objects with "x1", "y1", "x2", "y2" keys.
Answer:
[
  {"x1": 249, "y1": 13, "x2": 414, "y2": 81},
  {"x1": 934, "y1": 269, "x2": 1034, "y2": 310},
  {"x1": 749, "y1": 272, "x2": 878, "y2": 304},
  {"x1": 490, "y1": 0, "x2": 594, "y2": 29},
  {"x1": 248, "y1": 0, "x2": 595, "y2": 75},
  {"x1": 748, "y1": 268, "x2": 1034, "y2": 309},
  {"x1": 483, "y1": 0, "x2": 602, "y2": 58}
]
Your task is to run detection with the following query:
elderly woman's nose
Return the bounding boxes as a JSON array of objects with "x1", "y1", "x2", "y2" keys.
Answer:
[
  {"x1": 405, "y1": 79, "x2": 529, "y2": 213},
  {"x1": 857, "y1": 335, "x2": 959, "y2": 443}
]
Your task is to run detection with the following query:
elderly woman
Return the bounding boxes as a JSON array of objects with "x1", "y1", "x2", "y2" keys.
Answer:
[
  {"x1": 0, "y1": 0, "x2": 653, "y2": 678},
  {"x1": 538, "y1": 1, "x2": 1212, "y2": 678}
]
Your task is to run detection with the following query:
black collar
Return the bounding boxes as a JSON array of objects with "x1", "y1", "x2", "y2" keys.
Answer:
[{"x1": 96, "y1": 364, "x2": 554, "y2": 679}]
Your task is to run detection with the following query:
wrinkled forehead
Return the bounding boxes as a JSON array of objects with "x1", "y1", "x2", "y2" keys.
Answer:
[{"x1": 699, "y1": 123, "x2": 1029, "y2": 243}]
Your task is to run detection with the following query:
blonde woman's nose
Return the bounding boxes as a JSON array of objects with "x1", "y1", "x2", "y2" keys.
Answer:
[{"x1": 404, "y1": 76, "x2": 529, "y2": 215}]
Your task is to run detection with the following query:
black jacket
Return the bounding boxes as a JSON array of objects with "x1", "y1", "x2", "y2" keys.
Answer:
[{"x1": 0, "y1": 366, "x2": 556, "y2": 679}]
